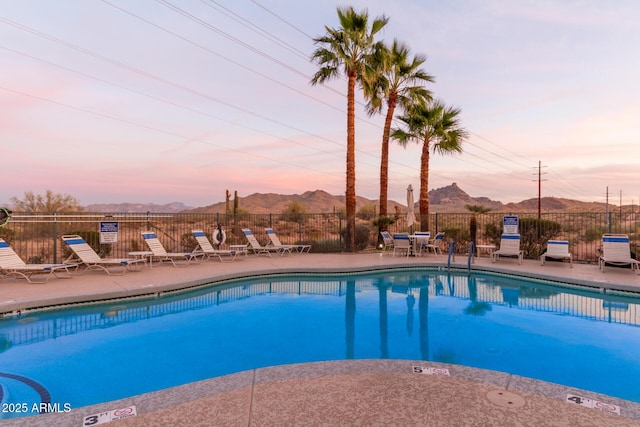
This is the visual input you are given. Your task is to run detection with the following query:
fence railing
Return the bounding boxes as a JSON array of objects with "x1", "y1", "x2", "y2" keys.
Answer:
[{"x1": 0, "y1": 211, "x2": 637, "y2": 264}]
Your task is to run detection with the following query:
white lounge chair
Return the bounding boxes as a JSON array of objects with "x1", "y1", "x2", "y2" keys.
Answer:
[
  {"x1": 540, "y1": 240, "x2": 572, "y2": 267},
  {"x1": 141, "y1": 231, "x2": 201, "y2": 267},
  {"x1": 491, "y1": 234, "x2": 523, "y2": 264},
  {"x1": 62, "y1": 235, "x2": 145, "y2": 275},
  {"x1": 599, "y1": 234, "x2": 640, "y2": 272},
  {"x1": 192, "y1": 230, "x2": 246, "y2": 262},
  {"x1": 423, "y1": 232, "x2": 445, "y2": 255},
  {"x1": 392, "y1": 233, "x2": 411, "y2": 257},
  {"x1": 0, "y1": 238, "x2": 77, "y2": 283},
  {"x1": 265, "y1": 228, "x2": 311, "y2": 253},
  {"x1": 380, "y1": 231, "x2": 394, "y2": 251},
  {"x1": 242, "y1": 229, "x2": 290, "y2": 256}
]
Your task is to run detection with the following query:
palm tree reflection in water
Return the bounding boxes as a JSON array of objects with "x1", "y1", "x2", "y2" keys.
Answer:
[{"x1": 345, "y1": 280, "x2": 356, "y2": 359}]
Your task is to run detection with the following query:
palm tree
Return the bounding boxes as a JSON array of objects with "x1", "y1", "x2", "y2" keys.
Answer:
[
  {"x1": 392, "y1": 100, "x2": 468, "y2": 228},
  {"x1": 363, "y1": 40, "x2": 433, "y2": 217},
  {"x1": 310, "y1": 7, "x2": 388, "y2": 252}
]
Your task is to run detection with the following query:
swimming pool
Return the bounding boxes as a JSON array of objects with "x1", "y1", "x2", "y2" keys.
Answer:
[{"x1": 1, "y1": 268, "x2": 640, "y2": 418}]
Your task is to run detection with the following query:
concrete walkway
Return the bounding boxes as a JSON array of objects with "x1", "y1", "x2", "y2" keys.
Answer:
[{"x1": 2, "y1": 253, "x2": 640, "y2": 426}]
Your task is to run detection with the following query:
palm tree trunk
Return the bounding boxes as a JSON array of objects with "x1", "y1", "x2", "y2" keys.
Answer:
[
  {"x1": 419, "y1": 138, "x2": 430, "y2": 229},
  {"x1": 345, "y1": 71, "x2": 357, "y2": 252},
  {"x1": 378, "y1": 93, "x2": 397, "y2": 217}
]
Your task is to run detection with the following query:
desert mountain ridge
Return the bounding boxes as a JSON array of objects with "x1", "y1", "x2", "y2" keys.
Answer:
[{"x1": 85, "y1": 183, "x2": 610, "y2": 213}]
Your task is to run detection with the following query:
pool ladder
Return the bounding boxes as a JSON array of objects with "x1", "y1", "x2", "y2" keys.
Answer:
[{"x1": 447, "y1": 240, "x2": 475, "y2": 273}]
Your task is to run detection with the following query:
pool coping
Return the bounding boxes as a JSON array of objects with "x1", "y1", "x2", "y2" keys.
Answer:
[
  {"x1": 5, "y1": 360, "x2": 640, "y2": 426},
  {"x1": 2, "y1": 259, "x2": 640, "y2": 316}
]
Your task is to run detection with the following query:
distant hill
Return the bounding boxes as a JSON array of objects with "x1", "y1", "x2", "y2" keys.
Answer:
[
  {"x1": 184, "y1": 190, "x2": 399, "y2": 214},
  {"x1": 84, "y1": 202, "x2": 193, "y2": 213},
  {"x1": 85, "y1": 184, "x2": 610, "y2": 214}
]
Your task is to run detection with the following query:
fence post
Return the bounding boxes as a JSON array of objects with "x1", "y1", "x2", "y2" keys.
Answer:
[
  {"x1": 339, "y1": 212, "x2": 343, "y2": 252},
  {"x1": 53, "y1": 211, "x2": 58, "y2": 264}
]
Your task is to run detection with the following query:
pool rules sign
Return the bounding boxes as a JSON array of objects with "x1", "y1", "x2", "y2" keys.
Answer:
[{"x1": 99, "y1": 221, "x2": 118, "y2": 244}]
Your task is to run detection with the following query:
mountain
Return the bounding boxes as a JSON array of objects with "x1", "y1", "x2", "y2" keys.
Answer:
[
  {"x1": 184, "y1": 190, "x2": 396, "y2": 214},
  {"x1": 84, "y1": 202, "x2": 193, "y2": 213},
  {"x1": 84, "y1": 184, "x2": 610, "y2": 214}
]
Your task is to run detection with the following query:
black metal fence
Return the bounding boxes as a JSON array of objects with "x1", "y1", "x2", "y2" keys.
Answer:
[{"x1": 0, "y1": 210, "x2": 637, "y2": 265}]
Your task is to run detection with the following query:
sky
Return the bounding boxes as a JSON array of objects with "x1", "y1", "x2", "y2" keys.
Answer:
[{"x1": 2, "y1": 0, "x2": 639, "y2": 208}]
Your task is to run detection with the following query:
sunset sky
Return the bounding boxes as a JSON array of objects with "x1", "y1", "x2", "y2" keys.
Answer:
[{"x1": 2, "y1": 0, "x2": 639, "y2": 209}]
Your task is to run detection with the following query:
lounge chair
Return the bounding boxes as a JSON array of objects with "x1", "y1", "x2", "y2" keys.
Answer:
[
  {"x1": 491, "y1": 234, "x2": 523, "y2": 264},
  {"x1": 599, "y1": 234, "x2": 640, "y2": 272},
  {"x1": 141, "y1": 231, "x2": 202, "y2": 267},
  {"x1": 423, "y1": 232, "x2": 445, "y2": 255},
  {"x1": 380, "y1": 231, "x2": 394, "y2": 251},
  {"x1": 61, "y1": 235, "x2": 145, "y2": 275},
  {"x1": 265, "y1": 228, "x2": 311, "y2": 253},
  {"x1": 192, "y1": 230, "x2": 246, "y2": 262},
  {"x1": 242, "y1": 229, "x2": 290, "y2": 256},
  {"x1": 392, "y1": 233, "x2": 411, "y2": 257},
  {"x1": 0, "y1": 238, "x2": 77, "y2": 283},
  {"x1": 540, "y1": 240, "x2": 572, "y2": 267}
]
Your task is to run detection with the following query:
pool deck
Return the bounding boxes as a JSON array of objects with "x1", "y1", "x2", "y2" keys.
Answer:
[{"x1": 2, "y1": 252, "x2": 640, "y2": 426}]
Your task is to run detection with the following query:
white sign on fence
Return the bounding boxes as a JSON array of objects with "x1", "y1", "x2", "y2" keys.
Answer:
[
  {"x1": 99, "y1": 221, "x2": 119, "y2": 244},
  {"x1": 503, "y1": 215, "x2": 519, "y2": 234}
]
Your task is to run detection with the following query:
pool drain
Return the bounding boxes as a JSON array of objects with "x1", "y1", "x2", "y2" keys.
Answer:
[{"x1": 486, "y1": 390, "x2": 525, "y2": 408}]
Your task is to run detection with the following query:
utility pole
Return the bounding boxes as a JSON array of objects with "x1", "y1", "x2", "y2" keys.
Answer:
[{"x1": 533, "y1": 161, "x2": 547, "y2": 220}]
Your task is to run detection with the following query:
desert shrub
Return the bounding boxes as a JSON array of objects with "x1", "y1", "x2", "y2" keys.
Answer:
[
  {"x1": 0, "y1": 227, "x2": 15, "y2": 243},
  {"x1": 519, "y1": 218, "x2": 562, "y2": 258},
  {"x1": 357, "y1": 205, "x2": 377, "y2": 220},
  {"x1": 310, "y1": 239, "x2": 341, "y2": 253},
  {"x1": 585, "y1": 225, "x2": 609, "y2": 242},
  {"x1": 341, "y1": 224, "x2": 371, "y2": 251},
  {"x1": 441, "y1": 227, "x2": 469, "y2": 253},
  {"x1": 484, "y1": 222, "x2": 502, "y2": 246},
  {"x1": 281, "y1": 201, "x2": 307, "y2": 223},
  {"x1": 180, "y1": 232, "x2": 197, "y2": 252}
]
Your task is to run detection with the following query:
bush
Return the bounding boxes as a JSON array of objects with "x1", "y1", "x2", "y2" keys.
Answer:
[
  {"x1": 310, "y1": 239, "x2": 341, "y2": 253},
  {"x1": 281, "y1": 201, "x2": 307, "y2": 223},
  {"x1": 357, "y1": 205, "x2": 377, "y2": 220},
  {"x1": 585, "y1": 225, "x2": 609, "y2": 242},
  {"x1": 341, "y1": 224, "x2": 371, "y2": 251},
  {"x1": 519, "y1": 218, "x2": 562, "y2": 257}
]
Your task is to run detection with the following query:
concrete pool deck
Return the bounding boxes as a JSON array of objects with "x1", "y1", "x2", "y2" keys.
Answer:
[{"x1": 2, "y1": 253, "x2": 640, "y2": 426}]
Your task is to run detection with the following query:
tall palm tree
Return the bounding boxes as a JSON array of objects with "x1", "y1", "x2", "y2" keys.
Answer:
[
  {"x1": 310, "y1": 7, "x2": 388, "y2": 252},
  {"x1": 363, "y1": 40, "x2": 434, "y2": 217},
  {"x1": 392, "y1": 100, "x2": 468, "y2": 228}
]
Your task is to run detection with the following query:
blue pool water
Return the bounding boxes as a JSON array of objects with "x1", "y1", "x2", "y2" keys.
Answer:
[{"x1": 1, "y1": 269, "x2": 640, "y2": 418}]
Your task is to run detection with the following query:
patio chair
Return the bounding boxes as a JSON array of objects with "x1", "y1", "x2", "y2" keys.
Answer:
[
  {"x1": 0, "y1": 238, "x2": 77, "y2": 283},
  {"x1": 141, "y1": 231, "x2": 201, "y2": 267},
  {"x1": 242, "y1": 229, "x2": 291, "y2": 256},
  {"x1": 540, "y1": 240, "x2": 572, "y2": 267},
  {"x1": 380, "y1": 231, "x2": 394, "y2": 251},
  {"x1": 61, "y1": 235, "x2": 145, "y2": 275},
  {"x1": 599, "y1": 234, "x2": 640, "y2": 272},
  {"x1": 491, "y1": 234, "x2": 523, "y2": 264},
  {"x1": 423, "y1": 232, "x2": 445, "y2": 255},
  {"x1": 192, "y1": 230, "x2": 246, "y2": 262},
  {"x1": 392, "y1": 233, "x2": 411, "y2": 257},
  {"x1": 265, "y1": 228, "x2": 311, "y2": 253}
]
